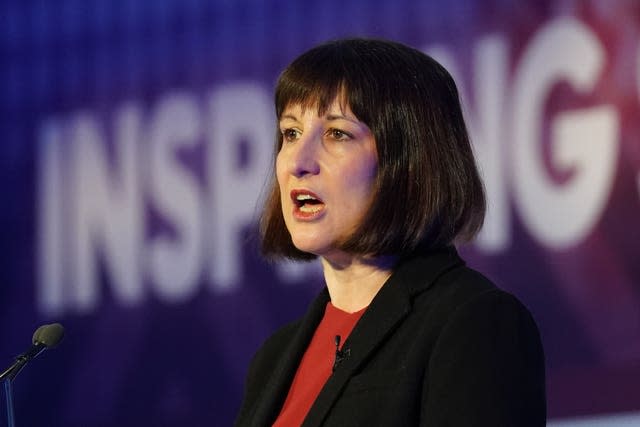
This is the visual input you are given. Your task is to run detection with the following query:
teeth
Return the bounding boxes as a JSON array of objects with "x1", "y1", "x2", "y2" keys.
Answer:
[
  {"x1": 294, "y1": 192, "x2": 323, "y2": 213},
  {"x1": 299, "y1": 204, "x2": 323, "y2": 213}
]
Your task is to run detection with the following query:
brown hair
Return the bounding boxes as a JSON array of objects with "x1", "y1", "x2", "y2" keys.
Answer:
[{"x1": 260, "y1": 38, "x2": 485, "y2": 260}]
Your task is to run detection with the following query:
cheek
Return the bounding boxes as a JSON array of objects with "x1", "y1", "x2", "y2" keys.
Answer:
[
  {"x1": 338, "y1": 164, "x2": 377, "y2": 218},
  {"x1": 352, "y1": 161, "x2": 378, "y2": 213},
  {"x1": 349, "y1": 156, "x2": 378, "y2": 194},
  {"x1": 275, "y1": 161, "x2": 292, "y2": 216},
  {"x1": 275, "y1": 154, "x2": 286, "y2": 189}
]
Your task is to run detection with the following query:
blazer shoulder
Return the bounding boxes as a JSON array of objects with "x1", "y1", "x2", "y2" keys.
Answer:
[
  {"x1": 250, "y1": 318, "x2": 302, "y2": 375},
  {"x1": 444, "y1": 266, "x2": 538, "y2": 322},
  {"x1": 421, "y1": 263, "x2": 501, "y2": 307},
  {"x1": 415, "y1": 263, "x2": 543, "y2": 355},
  {"x1": 235, "y1": 318, "x2": 303, "y2": 426},
  {"x1": 422, "y1": 269, "x2": 546, "y2": 425}
]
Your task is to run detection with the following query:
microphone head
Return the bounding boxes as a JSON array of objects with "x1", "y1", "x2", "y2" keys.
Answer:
[{"x1": 32, "y1": 323, "x2": 65, "y2": 348}]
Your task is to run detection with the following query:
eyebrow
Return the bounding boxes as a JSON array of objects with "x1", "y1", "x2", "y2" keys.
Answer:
[
  {"x1": 279, "y1": 114, "x2": 298, "y2": 122},
  {"x1": 326, "y1": 113, "x2": 352, "y2": 121},
  {"x1": 278, "y1": 112, "x2": 360, "y2": 126}
]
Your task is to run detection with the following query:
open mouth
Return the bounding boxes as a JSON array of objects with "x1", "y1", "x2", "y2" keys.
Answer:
[{"x1": 291, "y1": 190, "x2": 325, "y2": 215}]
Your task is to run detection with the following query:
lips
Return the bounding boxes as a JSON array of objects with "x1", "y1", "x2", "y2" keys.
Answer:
[{"x1": 290, "y1": 189, "x2": 325, "y2": 219}]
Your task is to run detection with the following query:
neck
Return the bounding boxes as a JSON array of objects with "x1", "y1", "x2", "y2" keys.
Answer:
[{"x1": 321, "y1": 252, "x2": 397, "y2": 313}]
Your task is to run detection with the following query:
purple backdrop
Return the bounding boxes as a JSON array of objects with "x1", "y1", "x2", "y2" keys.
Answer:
[{"x1": 1, "y1": 0, "x2": 639, "y2": 425}]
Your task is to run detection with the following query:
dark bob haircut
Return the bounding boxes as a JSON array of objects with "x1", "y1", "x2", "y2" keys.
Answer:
[{"x1": 260, "y1": 38, "x2": 485, "y2": 260}]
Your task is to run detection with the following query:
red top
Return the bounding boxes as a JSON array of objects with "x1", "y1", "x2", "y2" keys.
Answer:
[{"x1": 272, "y1": 302, "x2": 367, "y2": 427}]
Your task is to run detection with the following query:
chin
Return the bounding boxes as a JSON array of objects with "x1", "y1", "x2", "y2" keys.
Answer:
[
  {"x1": 291, "y1": 243, "x2": 323, "y2": 256},
  {"x1": 290, "y1": 236, "x2": 329, "y2": 257}
]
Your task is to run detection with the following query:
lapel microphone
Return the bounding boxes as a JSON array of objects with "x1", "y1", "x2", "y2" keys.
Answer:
[{"x1": 332, "y1": 335, "x2": 350, "y2": 372}]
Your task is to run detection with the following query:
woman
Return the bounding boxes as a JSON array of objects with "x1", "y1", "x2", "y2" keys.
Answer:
[{"x1": 235, "y1": 38, "x2": 546, "y2": 426}]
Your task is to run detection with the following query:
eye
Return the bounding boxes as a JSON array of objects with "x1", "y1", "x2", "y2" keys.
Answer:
[
  {"x1": 327, "y1": 128, "x2": 353, "y2": 141},
  {"x1": 281, "y1": 128, "x2": 300, "y2": 142}
]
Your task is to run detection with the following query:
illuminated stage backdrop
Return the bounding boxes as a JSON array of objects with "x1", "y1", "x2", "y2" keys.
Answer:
[{"x1": 1, "y1": 0, "x2": 639, "y2": 425}]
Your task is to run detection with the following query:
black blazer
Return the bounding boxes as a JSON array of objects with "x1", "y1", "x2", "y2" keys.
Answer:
[{"x1": 235, "y1": 248, "x2": 546, "y2": 426}]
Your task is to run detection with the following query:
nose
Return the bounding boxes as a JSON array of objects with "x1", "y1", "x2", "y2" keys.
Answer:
[{"x1": 286, "y1": 131, "x2": 321, "y2": 178}]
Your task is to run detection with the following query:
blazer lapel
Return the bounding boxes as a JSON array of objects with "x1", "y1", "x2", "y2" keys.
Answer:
[
  {"x1": 301, "y1": 247, "x2": 463, "y2": 427},
  {"x1": 249, "y1": 288, "x2": 330, "y2": 426}
]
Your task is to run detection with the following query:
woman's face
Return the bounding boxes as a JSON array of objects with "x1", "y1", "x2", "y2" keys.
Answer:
[{"x1": 276, "y1": 98, "x2": 378, "y2": 260}]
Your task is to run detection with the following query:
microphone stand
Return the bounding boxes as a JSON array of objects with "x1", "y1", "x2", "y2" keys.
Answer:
[
  {"x1": 2, "y1": 377, "x2": 16, "y2": 427},
  {"x1": 0, "y1": 324, "x2": 64, "y2": 427},
  {"x1": 0, "y1": 345, "x2": 47, "y2": 427}
]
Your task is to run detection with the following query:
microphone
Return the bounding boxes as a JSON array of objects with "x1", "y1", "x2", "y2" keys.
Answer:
[
  {"x1": 332, "y1": 335, "x2": 350, "y2": 372},
  {"x1": 0, "y1": 323, "x2": 65, "y2": 382}
]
